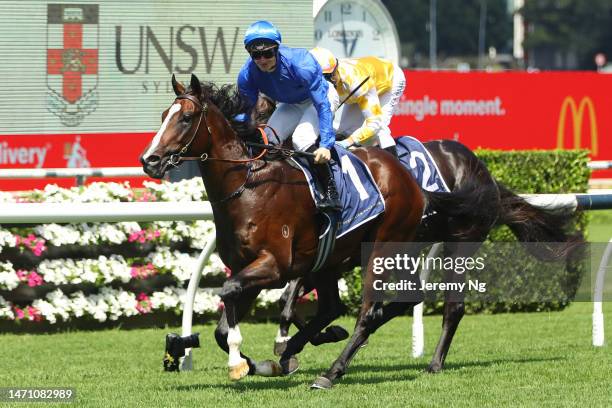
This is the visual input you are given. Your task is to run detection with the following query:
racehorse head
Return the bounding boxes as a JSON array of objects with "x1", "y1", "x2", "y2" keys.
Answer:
[{"x1": 140, "y1": 74, "x2": 212, "y2": 178}]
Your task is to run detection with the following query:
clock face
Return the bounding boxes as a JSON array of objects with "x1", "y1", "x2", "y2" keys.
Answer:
[{"x1": 314, "y1": 0, "x2": 400, "y2": 64}]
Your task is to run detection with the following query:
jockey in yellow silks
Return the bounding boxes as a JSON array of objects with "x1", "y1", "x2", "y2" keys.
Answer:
[{"x1": 309, "y1": 47, "x2": 406, "y2": 157}]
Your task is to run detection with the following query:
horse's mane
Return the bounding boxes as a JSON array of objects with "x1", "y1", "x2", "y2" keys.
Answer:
[{"x1": 192, "y1": 81, "x2": 259, "y2": 141}]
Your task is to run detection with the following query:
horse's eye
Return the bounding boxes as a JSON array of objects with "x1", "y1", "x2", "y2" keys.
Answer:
[{"x1": 182, "y1": 114, "x2": 192, "y2": 122}]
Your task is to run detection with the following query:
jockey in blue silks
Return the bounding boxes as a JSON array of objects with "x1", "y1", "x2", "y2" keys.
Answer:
[{"x1": 237, "y1": 20, "x2": 341, "y2": 211}]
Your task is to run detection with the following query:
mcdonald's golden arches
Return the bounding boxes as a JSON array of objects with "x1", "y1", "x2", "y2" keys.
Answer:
[{"x1": 556, "y1": 96, "x2": 598, "y2": 156}]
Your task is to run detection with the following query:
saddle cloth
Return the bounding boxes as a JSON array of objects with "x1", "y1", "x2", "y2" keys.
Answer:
[
  {"x1": 291, "y1": 146, "x2": 385, "y2": 238},
  {"x1": 395, "y1": 136, "x2": 450, "y2": 193}
]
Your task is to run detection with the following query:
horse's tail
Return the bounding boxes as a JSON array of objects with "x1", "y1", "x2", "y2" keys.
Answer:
[
  {"x1": 423, "y1": 174, "x2": 500, "y2": 240},
  {"x1": 496, "y1": 183, "x2": 583, "y2": 260}
]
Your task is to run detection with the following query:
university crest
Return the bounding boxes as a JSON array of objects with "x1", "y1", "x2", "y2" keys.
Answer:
[{"x1": 46, "y1": 4, "x2": 99, "y2": 126}]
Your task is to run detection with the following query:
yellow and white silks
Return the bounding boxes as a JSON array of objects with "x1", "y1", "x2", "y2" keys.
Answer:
[{"x1": 334, "y1": 57, "x2": 406, "y2": 148}]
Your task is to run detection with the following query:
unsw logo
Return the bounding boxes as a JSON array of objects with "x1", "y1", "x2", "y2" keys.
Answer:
[{"x1": 46, "y1": 4, "x2": 99, "y2": 126}]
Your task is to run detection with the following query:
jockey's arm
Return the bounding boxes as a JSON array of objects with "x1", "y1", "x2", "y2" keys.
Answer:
[
  {"x1": 300, "y1": 64, "x2": 335, "y2": 151},
  {"x1": 237, "y1": 68, "x2": 259, "y2": 114},
  {"x1": 346, "y1": 86, "x2": 384, "y2": 146}
]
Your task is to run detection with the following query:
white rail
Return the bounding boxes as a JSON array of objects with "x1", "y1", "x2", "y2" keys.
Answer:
[{"x1": 0, "y1": 167, "x2": 146, "y2": 179}]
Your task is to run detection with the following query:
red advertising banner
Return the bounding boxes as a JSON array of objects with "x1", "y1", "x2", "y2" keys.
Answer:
[
  {"x1": 391, "y1": 71, "x2": 612, "y2": 178},
  {"x1": 1, "y1": 71, "x2": 610, "y2": 191},
  {"x1": 0, "y1": 133, "x2": 153, "y2": 191}
]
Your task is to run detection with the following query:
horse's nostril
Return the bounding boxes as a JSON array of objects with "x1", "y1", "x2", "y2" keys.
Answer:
[{"x1": 145, "y1": 155, "x2": 161, "y2": 165}]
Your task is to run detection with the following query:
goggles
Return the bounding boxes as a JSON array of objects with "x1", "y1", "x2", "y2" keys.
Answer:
[{"x1": 250, "y1": 47, "x2": 277, "y2": 60}]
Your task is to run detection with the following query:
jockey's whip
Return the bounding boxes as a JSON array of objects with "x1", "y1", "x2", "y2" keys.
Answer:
[{"x1": 335, "y1": 76, "x2": 370, "y2": 112}]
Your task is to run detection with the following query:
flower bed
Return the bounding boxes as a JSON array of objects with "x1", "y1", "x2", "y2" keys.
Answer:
[{"x1": 0, "y1": 179, "x2": 341, "y2": 330}]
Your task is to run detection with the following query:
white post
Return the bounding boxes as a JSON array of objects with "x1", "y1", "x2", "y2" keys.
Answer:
[
  {"x1": 412, "y1": 242, "x2": 443, "y2": 358},
  {"x1": 593, "y1": 238, "x2": 612, "y2": 347},
  {"x1": 180, "y1": 236, "x2": 217, "y2": 371}
]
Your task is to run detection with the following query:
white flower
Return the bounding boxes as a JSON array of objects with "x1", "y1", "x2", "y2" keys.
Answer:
[
  {"x1": 0, "y1": 295, "x2": 14, "y2": 320},
  {"x1": 0, "y1": 261, "x2": 19, "y2": 291},
  {"x1": 0, "y1": 229, "x2": 17, "y2": 252},
  {"x1": 35, "y1": 224, "x2": 81, "y2": 246}
]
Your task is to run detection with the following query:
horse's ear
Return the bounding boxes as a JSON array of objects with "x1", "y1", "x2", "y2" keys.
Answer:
[
  {"x1": 190, "y1": 74, "x2": 202, "y2": 97},
  {"x1": 171, "y1": 74, "x2": 184, "y2": 96}
]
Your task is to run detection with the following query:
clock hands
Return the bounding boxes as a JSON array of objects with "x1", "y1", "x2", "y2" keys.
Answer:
[
  {"x1": 336, "y1": 8, "x2": 358, "y2": 57},
  {"x1": 339, "y1": 10, "x2": 349, "y2": 57}
]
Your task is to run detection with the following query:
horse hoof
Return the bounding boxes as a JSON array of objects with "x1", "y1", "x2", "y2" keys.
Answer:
[
  {"x1": 254, "y1": 360, "x2": 283, "y2": 377},
  {"x1": 274, "y1": 340, "x2": 288, "y2": 356},
  {"x1": 425, "y1": 363, "x2": 442, "y2": 374},
  {"x1": 311, "y1": 325, "x2": 349, "y2": 346},
  {"x1": 228, "y1": 359, "x2": 250, "y2": 381},
  {"x1": 310, "y1": 376, "x2": 333, "y2": 390},
  {"x1": 280, "y1": 356, "x2": 299, "y2": 375}
]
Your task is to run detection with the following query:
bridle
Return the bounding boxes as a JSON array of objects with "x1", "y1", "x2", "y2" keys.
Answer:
[{"x1": 168, "y1": 93, "x2": 269, "y2": 167}]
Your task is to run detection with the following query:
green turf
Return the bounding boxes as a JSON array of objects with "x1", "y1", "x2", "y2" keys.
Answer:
[
  {"x1": 0, "y1": 210, "x2": 610, "y2": 407},
  {"x1": 0, "y1": 303, "x2": 611, "y2": 407}
]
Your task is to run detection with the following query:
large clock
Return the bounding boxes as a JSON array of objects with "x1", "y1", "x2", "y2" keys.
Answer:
[{"x1": 313, "y1": 0, "x2": 401, "y2": 64}]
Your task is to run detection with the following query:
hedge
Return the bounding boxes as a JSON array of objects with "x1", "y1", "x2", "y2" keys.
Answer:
[{"x1": 343, "y1": 149, "x2": 591, "y2": 315}]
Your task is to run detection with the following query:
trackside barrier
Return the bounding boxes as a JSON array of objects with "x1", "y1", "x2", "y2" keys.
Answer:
[
  {"x1": 411, "y1": 193, "x2": 612, "y2": 358},
  {"x1": 0, "y1": 167, "x2": 146, "y2": 186},
  {"x1": 0, "y1": 201, "x2": 214, "y2": 371}
]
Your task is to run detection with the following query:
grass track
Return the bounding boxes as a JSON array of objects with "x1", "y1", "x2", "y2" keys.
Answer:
[
  {"x1": 1, "y1": 212, "x2": 611, "y2": 407},
  {"x1": 1, "y1": 302, "x2": 611, "y2": 407}
]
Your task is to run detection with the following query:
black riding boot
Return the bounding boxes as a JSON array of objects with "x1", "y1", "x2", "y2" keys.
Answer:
[
  {"x1": 383, "y1": 145, "x2": 399, "y2": 158},
  {"x1": 306, "y1": 146, "x2": 342, "y2": 212}
]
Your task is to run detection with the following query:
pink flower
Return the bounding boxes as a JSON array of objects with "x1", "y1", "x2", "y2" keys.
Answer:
[
  {"x1": 136, "y1": 292, "x2": 152, "y2": 314},
  {"x1": 130, "y1": 263, "x2": 158, "y2": 279},
  {"x1": 26, "y1": 272, "x2": 44, "y2": 287},
  {"x1": 14, "y1": 234, "x2": 47, "y2": 256},
  {"x1": 26, "y1": 306, "x2": 42, "y2": 322},
  {"x1": 14, "y1": 307, "x2": 25, "y2": 320},
  {"x1": 16, "y1": 270, "x2": 28, "y2": 280}
]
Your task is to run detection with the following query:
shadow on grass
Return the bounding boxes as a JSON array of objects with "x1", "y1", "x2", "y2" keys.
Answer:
[{"x1": 172, "y1": 355, "x2": 567, "y2": 390}]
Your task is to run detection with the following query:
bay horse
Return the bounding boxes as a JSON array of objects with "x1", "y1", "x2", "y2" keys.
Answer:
[
  {"x1": 140, "y1": 74, "x2": 444, "y2": 386},
  {"x1": 261, "y1": 102, "x2": 582, "y2": 387}
]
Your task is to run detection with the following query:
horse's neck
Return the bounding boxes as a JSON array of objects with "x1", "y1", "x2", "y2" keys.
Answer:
[{"x1": 198, "y1": 124, "x2": 252, "y2": 205}]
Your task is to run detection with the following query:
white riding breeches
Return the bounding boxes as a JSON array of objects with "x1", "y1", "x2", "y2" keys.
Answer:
[
  {"x1": 334, "y1": 64, "x2": 406, "y2": 148},
  {"x1": 265, "y1": 85, "x2": 339, "y2": 151}
]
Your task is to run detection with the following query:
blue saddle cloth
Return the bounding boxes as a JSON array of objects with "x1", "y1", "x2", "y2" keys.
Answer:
[
  {"x1": 395, "y1": 136, "x2": 450, "y2": 193},
  {"x1": 292, "y1": 146, "x2": 385, "y2": 238}
]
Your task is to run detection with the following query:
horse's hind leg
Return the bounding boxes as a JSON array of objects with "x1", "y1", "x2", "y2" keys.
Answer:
[
  {"x1": 313, "y1": 295, "x2": 421, "y2": 388},
  {"x1": 426, "y1": 242, "x2": 480, "y2": 373}
]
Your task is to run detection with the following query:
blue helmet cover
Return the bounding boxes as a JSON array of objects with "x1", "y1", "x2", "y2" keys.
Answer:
[{"x1": 244, "y1": 20, "x2": 282, "y2": 47}]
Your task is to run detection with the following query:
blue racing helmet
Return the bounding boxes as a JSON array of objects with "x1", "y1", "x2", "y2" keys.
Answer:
[{"x1": 244, "y1": 20, "x2": 282, "y2": 49}]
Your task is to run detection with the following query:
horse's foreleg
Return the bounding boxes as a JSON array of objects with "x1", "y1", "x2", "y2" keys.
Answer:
[
  {"x1": 279, "y1": 278, "x2": 345, "y2": 374},
  {"x1": 214, "y1": 290, "x2": 259, "y2": 380},
  {"x1": 275, "y1": 278, "x2": 303, "y2": 356},
  {"x1": 218, "y1": 250, "x2": 282, "y2": 380}
]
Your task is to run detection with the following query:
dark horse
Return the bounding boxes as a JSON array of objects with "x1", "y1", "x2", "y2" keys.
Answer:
[
  {"x1": 140, "y1": 74, "x2": 444, "y2": 386},
  {"x1": 263, "y1": 102, "x2": 582, "y2": 386}
]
